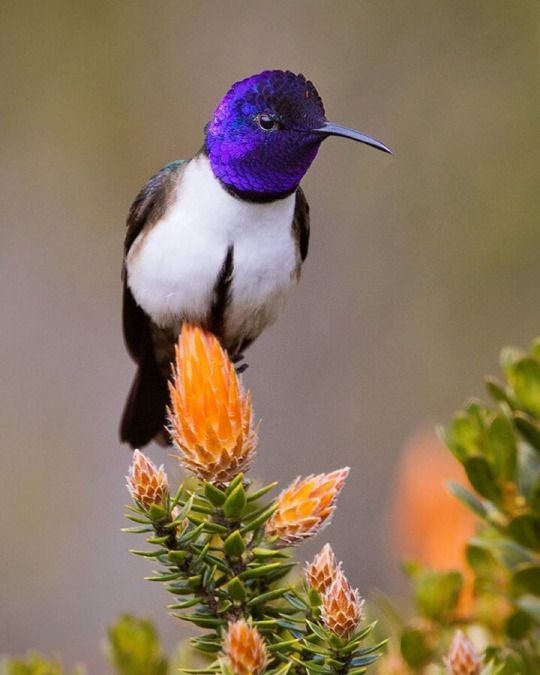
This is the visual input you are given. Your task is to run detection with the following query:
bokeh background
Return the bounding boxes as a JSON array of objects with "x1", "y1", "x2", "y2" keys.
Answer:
[{"x1": 1, "y1": 0, "x2": 538, "y2": 669}]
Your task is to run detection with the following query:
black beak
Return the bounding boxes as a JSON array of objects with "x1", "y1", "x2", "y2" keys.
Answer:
[{"x1": 312, "y1": 121, "x2": 393, "y2": 155}]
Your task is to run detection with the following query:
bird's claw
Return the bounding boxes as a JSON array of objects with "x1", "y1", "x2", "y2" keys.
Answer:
[{"x1": 230, "y1": 352, "x2": 249, "y2": 373}]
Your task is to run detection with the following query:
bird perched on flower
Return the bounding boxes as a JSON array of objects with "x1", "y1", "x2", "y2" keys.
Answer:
[{"x1": 121, "y1": 70, "x2": 391, "y2": 447}]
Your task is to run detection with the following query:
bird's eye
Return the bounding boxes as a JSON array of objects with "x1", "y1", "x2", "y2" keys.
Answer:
[{"x1": 257, "y1": 113, "x2": 278, "y2": 131}]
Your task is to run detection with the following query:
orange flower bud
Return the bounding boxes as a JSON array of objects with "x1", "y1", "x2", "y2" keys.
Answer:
[
  {"x1": 126, "y1": 450, "x2": 168, "y2": 507},
  {"x1": 305, "y1": 543, "x2": 341, "y2": 593},
  {"x1": 223, "y1": 619, "x2": 268, "y2": 675},
  {"x1": 167, "y1": 325, "x2": 257, "y2": 484},
  {"x1": 321, "y1": 571, "x2": 364, "y2": 639},
  {"x1": 445, "y1": 630, "x2": 482, "y2": 675},
  {"x1": 265, "y1": 468, "x2": 349, "y2": 545}
]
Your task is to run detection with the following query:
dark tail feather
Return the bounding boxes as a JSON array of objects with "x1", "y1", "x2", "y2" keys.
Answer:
[{"x1": 120, "y1": 349, "x2": 170, "y2": 448}]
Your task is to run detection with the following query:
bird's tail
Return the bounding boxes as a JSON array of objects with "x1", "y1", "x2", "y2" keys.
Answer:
[{"x1": 120, "y1": 347, "x2": 171, "y2": 448}]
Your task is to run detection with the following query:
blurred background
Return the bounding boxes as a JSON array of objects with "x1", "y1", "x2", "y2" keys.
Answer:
[{"x1": 1, "y1": 0, "x2": 538, "y2": 669}]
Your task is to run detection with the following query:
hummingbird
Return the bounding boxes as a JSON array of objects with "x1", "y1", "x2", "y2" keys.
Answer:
[{"x1": 120, "y1": 70, "x2": 391, "y2": 448}]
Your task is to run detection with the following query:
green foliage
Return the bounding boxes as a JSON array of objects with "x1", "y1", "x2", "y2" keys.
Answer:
[
  {"x1": 408, "y1": 568, "x2": 463, "y2": 621},
  {"x1": 0, "y1": 653, "x2": 83, "y2": 675},
  {"x1": 105, "y1": 615, "x2": 168, "y2": 675},
  {"x1": 125, "y1": 473, "x2": 381, "y2": 674},
  {"x1": 8, "y1": 338, "x2": 540, "y2": 673},
  {"x1": 394, "y1": 338, "x2": 540, "y2": 673}
]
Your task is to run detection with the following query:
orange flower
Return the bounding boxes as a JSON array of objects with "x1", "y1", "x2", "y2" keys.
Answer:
[
  {"x1": 305, "y1": 543, "x2": 341, "y2": 594},
  {"x1": 222, "y1": 619, "x2": 268, "y2": 675},
  {"x1": 321, "y1": 570, "x2": 364, "y2": 639},
  {"x1": 445, "y1": 630, "x2": 482, "y2": 675},
  {"x1": 126, "y1": 450, "x2": 168, "y2": 507},
  {"x1": 167, "y1": 325, "x2": 257, "y2": 484},
  {"x1": 389, "y1": 431, "x2": 476, "y2": 614},
  {"x1": 265, "y1": 468, "x2": 349, "y2": 545}
]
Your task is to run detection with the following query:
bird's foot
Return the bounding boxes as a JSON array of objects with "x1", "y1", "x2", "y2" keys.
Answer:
[{"x1": 231, "y1": 352, "x2": 249, "y2": 374}]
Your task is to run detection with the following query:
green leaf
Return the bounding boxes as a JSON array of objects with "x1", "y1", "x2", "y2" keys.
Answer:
[
  {"x1": 488, "y1": 413, "x2": 517, "y2": 482},
  {"x1": 529, "y1": 477, "x2": 540, "y2": 515},
  {"x1": 284, "y1": 591, "x2": 309, "y2": 611},
  {"x1": 223, "y1": 483, "x2": 247, "y2": 519},
  {"x1": 145, "y1": 571, "x2": 183, "y2": 582},
  {"x1": 501, "y1": 346, "x2": 523, "y2": 374},
  {"x1": 251, "y1": 547, "x2": 288, "y2": 559},
  {"x1": 400, "y1": 628, "x2": 432, "y2": 668},
  {"x1": 506, "y1": 609, "x2": 533, "y2": 639},
  {"x1": 129, "y1": 548, "x2": 167, "y2": 558},
  {"x1": 507, "y1": 514, "x2": 540, "y2": 551},
  {"x1": 173, "y1": 614, "x2": 225, "y2": 629},
  {"x1": 466, "y1": 541, "x2": 498, "y2": 575},
  {"x1": 167, "y1": 550, "x2": 188, "y2": 566},
  {"x1": 443, "y1": 405, "x2": 486, "y2": 462},
  {"x1": 512, "y1": 564, "x2": 540, "y2": 595},
  {"x1": 146, "y1": 535, "x2": 170, "y2": 545},
  {"x1": 447, "y1": 481, "x2": 487, "y2": 518},
  {"x1": 246, "y1": 587, "x2": 288, "y2": 607},
  {"x1": 464, "y1": 456, "x2": 502, "y2": 503},
  {"x1": 486, "y1": 376, "x2": 513, "y2": 406},
  {"x1": 106, "y1": 614, "x2": 168, "y2": 675},
  {"x1": 508, "y1": 356, "x2": 540, "y2": 417},
  {"x1": 305, "y1": 620, "x2": 329, "y2": 641},
  {"x1": 167, "y1": 597, "x2": 200, "y2": 610},
  {"x1": 290, "y1": 657, "x2": 328, "y2": 674},
  {"x1": 265, "y1": 562, "x2": 296, "y2": 583},
  {"x1": 1, "y1": 653, "x2": 66, "y2": 675},
  {"x1": 204, "y1": 483, "x2": 226, "y2": 506},
  {"x1": 247, "y1": 481, "x2": 279, "y2": 502},
  {"x1": 240, "y1": 504, "x2": 276, "y2": 533},
  {"x1": 239, "y1": 562, "x2": 285, "y2": 580},
  {"x1": 202, "y1": 564, "x2": 218, "y2": 588},
  {"x1": 413, "y1": 569, "x2": 463, "y2": 620},
  {"x1": 484, "y1": 539, "x2": 535, "y2": 568},
  {"x1": 514, "y1": 413, "x2": 540, "y2": 453},
  {"x1": 189, "y1": 636, "x2": 221, "y2": 654},
  {"x1": 223, "y1": 530, "x2": 245, "y2": 557},
  {"x1": 148, "y1": 504, "x2": 168, "y2": 522},
  {"x1": 350, "y1": 654, "x2": 381, "y2": 668},
  {"x1": 225, "y1": 473, "x2": 244, "y2": 495},
  {"x1": 200, "y1": 521, "x2": 229, "y2": 535},
  {"x1": 166, "y1": 495, "x2": 194, "y2": 527},
  {"x1": 303, "y1": 587, "x2": 321, "y2": 609},
  {"x1": 166, "y1": 582, "x2": 193, "y2": 596},
  {"x1": 226, "y1": 577, "x2": 246, "y2": 603},
  {"x1": 295, "y1": 641, "x2": 328, "y2": 656}
]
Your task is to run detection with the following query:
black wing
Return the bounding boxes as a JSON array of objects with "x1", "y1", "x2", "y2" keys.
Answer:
[
  {"x1": 292, "y1": 186, "x2": 310, "y2": 263},
  {"x1": 123, "y1": 160, "x2": 185, "y2": 267},
  {"x1": 122, "y1": 160, "x2": 185, "y2": 362}
]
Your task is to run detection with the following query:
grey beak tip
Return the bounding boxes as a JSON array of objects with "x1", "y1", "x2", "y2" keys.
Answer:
[{"x1": 313, "y1": 122, "x2": 393, "y2": 156}]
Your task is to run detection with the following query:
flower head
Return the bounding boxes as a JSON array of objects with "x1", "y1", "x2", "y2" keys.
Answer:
[
  {"x1": 168, "y1": 325, "x2": 257, "y2": 483},
  {"x1": 222, "y1": 619, "x2": 268, "y2": 675},
  {"x1": 265, "y1": 468, "x2": 349, "y2": 545},
  {"x1": 305, "y1": 543, "x2": 341, "y2": 594},
  {"x1": 321, "y1": 571, "x2": 364, "y2": 639},
  {"x1": 390, "y1": 432, "x2": 476, "y2": 616},
  {"x1": 126, "y1": 450, "x2": 168, "y2": 507},
  {"x1": 445, "y1": 630, "x2": 482, "y2": 675}
]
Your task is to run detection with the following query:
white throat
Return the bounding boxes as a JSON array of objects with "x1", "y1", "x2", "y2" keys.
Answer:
[{"x1": 126, "y1": 155, "x2": 299, "y2": 347}]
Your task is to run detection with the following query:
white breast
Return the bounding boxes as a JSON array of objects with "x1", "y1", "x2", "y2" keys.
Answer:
[{"x1": 126, "y1": 155, "x2": 298, "y2": 346}]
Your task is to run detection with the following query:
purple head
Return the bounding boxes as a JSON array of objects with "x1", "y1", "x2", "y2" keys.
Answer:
[{"x1": 205, "y1": 70, "x2": 391, "y2": 200}]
